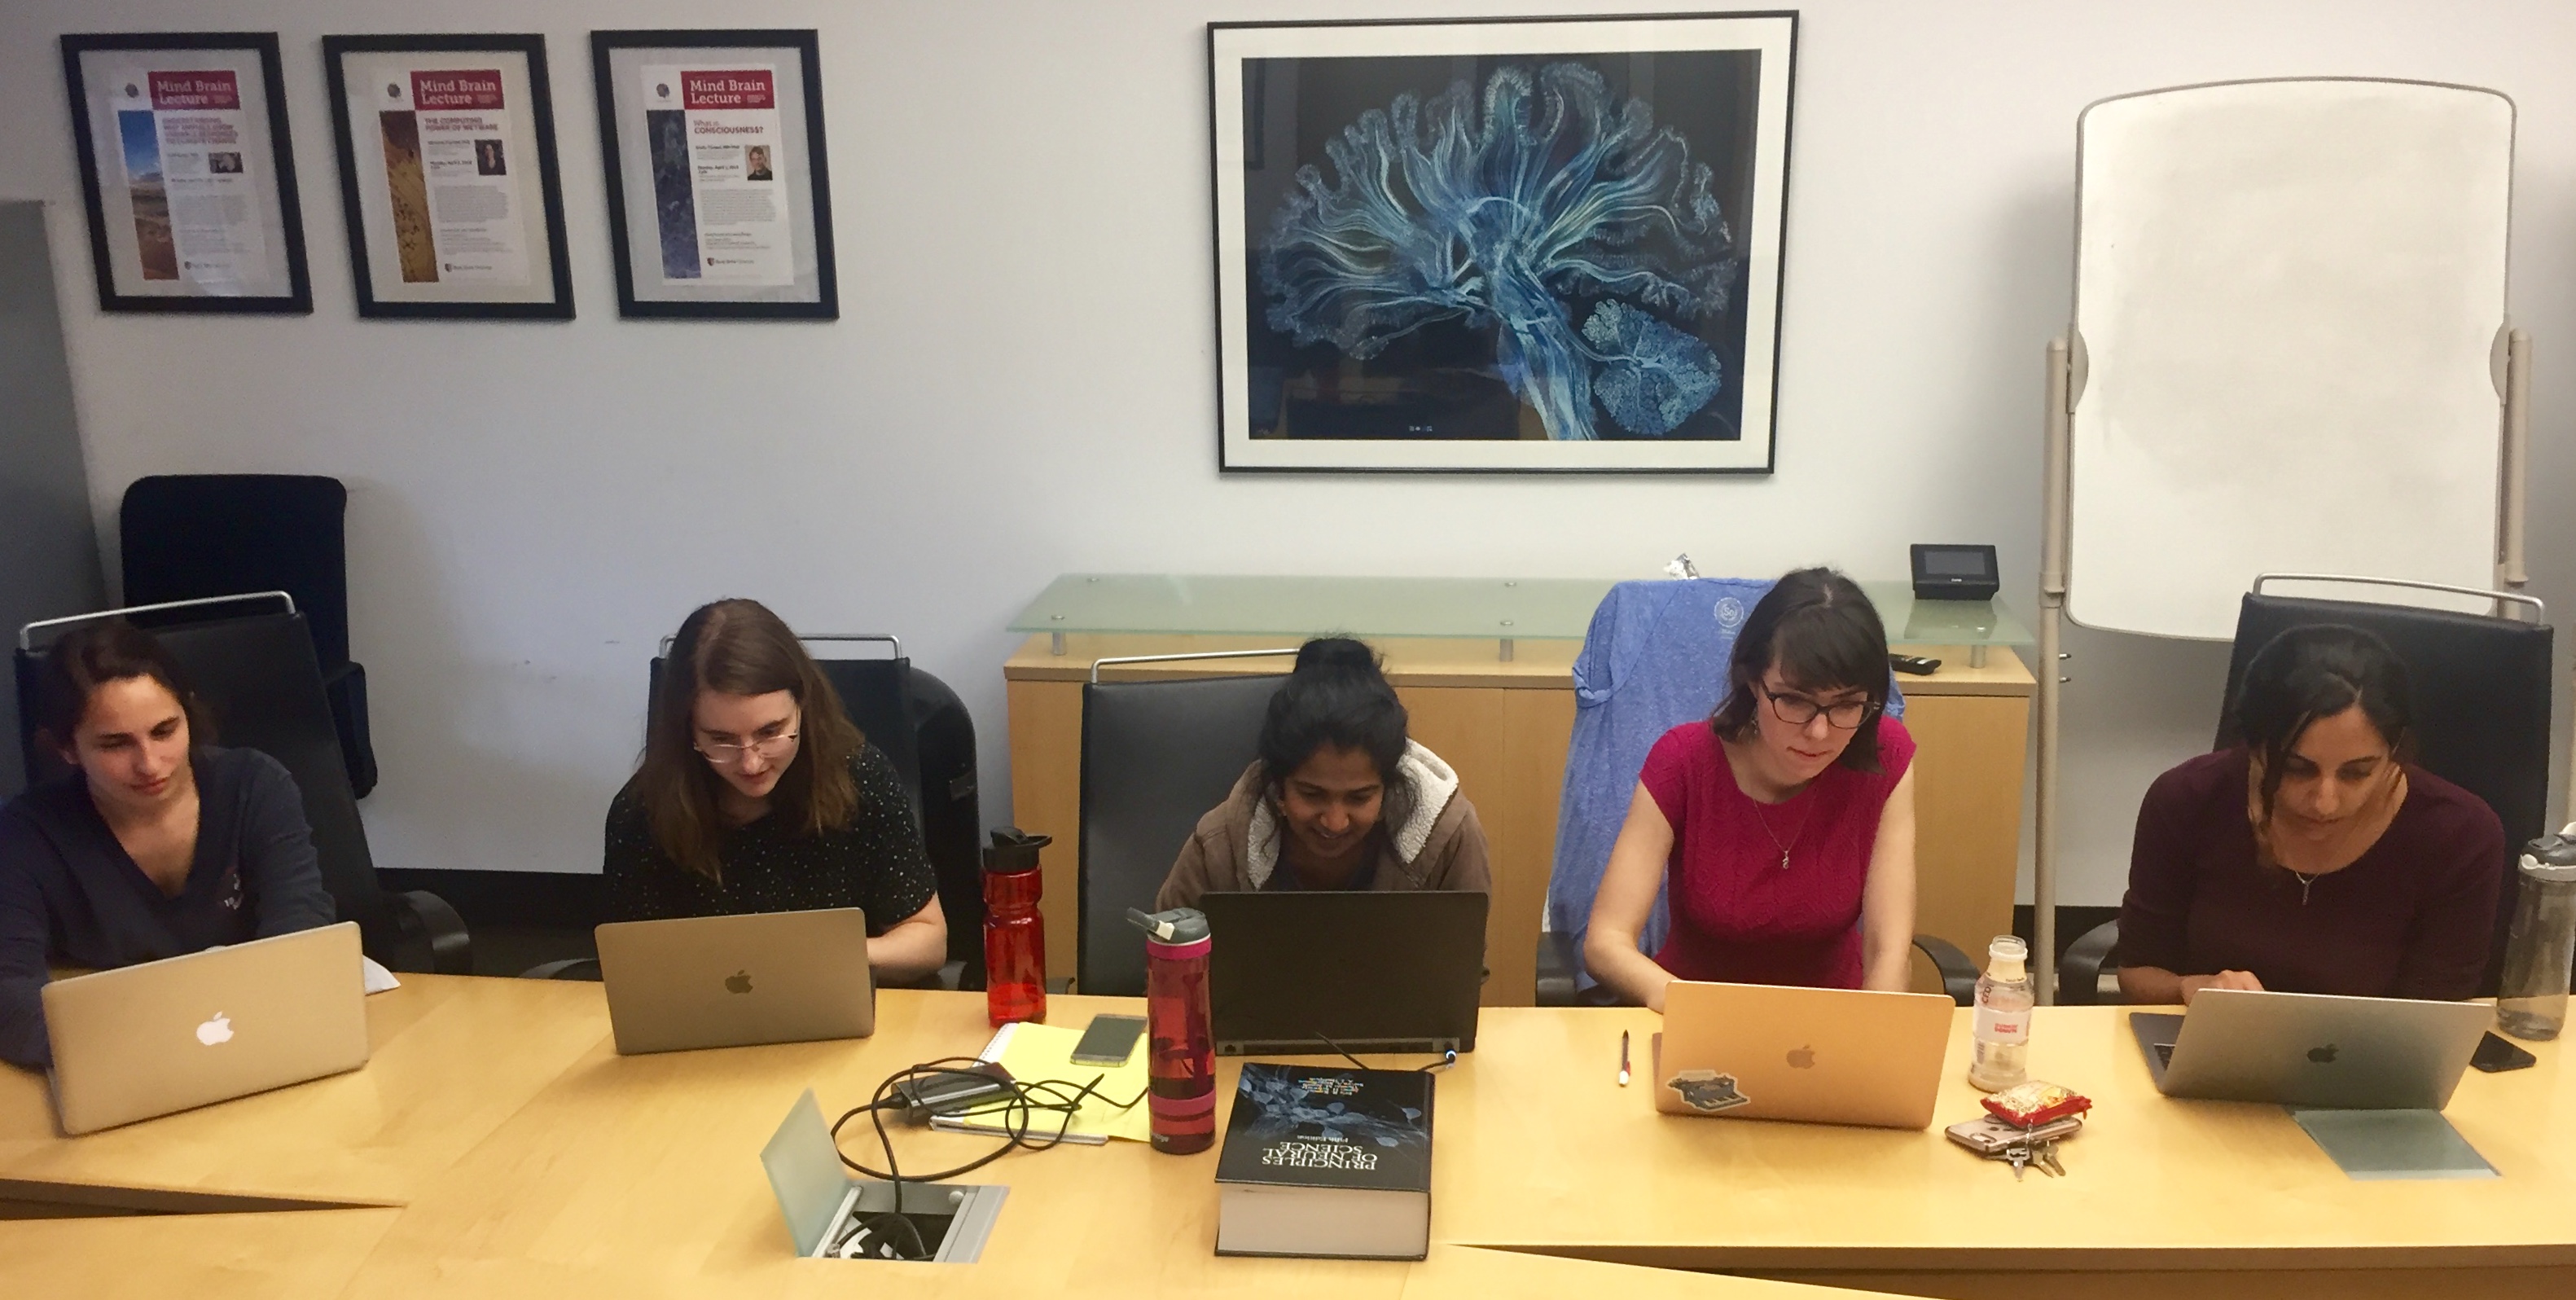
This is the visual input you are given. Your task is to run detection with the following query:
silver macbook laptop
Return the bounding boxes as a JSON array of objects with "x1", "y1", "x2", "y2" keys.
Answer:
[
  {"x1": 1653, "y1": 979, "x2": 1956, "y2": 1129},
  {"x1": 595, "y1": 908, "x2": 875, "y2": 1055},
  {"x1": 2129, "y1": 987, "x2": 2490, "y2": 1109},
  {"x1": 42, "y1": 921, "x2": 371, "y2": 1135}
]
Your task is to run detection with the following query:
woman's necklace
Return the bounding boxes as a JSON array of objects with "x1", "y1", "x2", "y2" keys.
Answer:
[
  {"x1": 2289, "y1": 869, "x2": 2321, "y2": 907},
  {"x1": 1749, "y1": 797, "x2": 1808, "y2": 870}
]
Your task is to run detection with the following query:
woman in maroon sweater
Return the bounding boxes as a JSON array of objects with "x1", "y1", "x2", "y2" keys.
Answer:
[{"x1": 2116, "y1": 625, "x2": 2504, "y2": 1004}]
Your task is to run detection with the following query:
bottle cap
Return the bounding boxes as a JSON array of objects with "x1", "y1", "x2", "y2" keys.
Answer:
[
  {"x1": 1986, "y1": 934, "x2": 2029, "y2": 982},
  {"x1": 981, "y1": 827, "x2": 1051, "y2": 873},
  {"x1": 1126, "y1": 907, "x2": 1209, "y2": 945},
  {"x1": 2521, "y1": 831, "x2": 2576, "y2": 881}
]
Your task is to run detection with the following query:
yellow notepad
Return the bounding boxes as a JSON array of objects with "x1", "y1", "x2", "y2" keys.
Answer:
[{"x1": 946, "y1": 1021, "x2": 1153, "y2": 1143}]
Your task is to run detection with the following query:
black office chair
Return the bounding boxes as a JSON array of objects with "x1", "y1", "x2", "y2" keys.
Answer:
[
  {"x1": 2058, "y1": 579, "x2": 2552, "y2": 1004},
  {"x1": 120, "y1": 475, "x2": 377, "y2": 797},
  {"x1": 1077, "y1": 668, "x2": 1291, "y2": 996},
  {"x1": 643, "y1": 634, "x2": 981, "y2": 986},
  {"x1": 13, "y1": 598, "x2": 471, "y2": 974},
  {"x1": 908, "y1": 669, "x2": 984, "y2": 981}
]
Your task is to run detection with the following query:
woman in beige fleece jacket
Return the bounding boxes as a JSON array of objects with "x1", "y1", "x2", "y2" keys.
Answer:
[{"x1": 1154, "y1": 638, "x2": 1490, "y2": 909}]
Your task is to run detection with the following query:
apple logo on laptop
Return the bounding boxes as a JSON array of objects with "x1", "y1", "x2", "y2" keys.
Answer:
[
  {"x1": 195, "y1": 1012, "x2": 234, "y2": 1046},
  {"x1": 725, "y1": 970, "x2": 754, "y2": 995},
  {"x1": 2307, "y1": 1043, "x2": 2339, "y2": 1065},
  {"x1": 1786, "y1": 1045, "x2": 1816, "y2": 1069}
]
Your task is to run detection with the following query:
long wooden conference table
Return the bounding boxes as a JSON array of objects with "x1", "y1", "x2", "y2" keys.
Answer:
[{"x1": 4, "y1": 975, "x2": 2573, "y2": 1299}]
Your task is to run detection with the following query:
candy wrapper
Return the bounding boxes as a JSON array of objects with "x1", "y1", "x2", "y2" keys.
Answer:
[{"x1": 1981, "y1": 1079, "x2": 2092, "y2": 1127}]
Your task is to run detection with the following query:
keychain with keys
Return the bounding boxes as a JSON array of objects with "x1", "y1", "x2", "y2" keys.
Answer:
[{"x1": 1948, "y1": 1113, "x2": 2080, "y2": 1180}]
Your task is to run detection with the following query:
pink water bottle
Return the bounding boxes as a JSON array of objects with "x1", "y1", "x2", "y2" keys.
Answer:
[
  {"x1": 1128, "y1": 907, "x2": 1214, "y2": 1155},
  {"x1": 981, "y1": 829, "x2": 1050, "y2": 1028}
]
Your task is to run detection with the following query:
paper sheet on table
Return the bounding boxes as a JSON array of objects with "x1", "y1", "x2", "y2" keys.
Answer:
[{"x1": 951, "y1": 1021, "x2": 1153, "y2": 1143}]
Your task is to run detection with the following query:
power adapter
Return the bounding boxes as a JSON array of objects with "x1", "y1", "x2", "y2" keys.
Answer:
[{"x1": 886, "y1": 1062, "x2": 1015, "y2": 1125}]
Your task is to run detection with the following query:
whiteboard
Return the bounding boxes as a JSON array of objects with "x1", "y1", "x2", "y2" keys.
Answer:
[{"x1": 2068, "y1": 79, "x2": 2512, "y2": 639}]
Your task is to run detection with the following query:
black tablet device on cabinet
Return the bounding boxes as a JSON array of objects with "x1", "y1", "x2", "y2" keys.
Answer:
[{"x1": 1911, "y1": 544, "x2": 2000, "y2": 601}]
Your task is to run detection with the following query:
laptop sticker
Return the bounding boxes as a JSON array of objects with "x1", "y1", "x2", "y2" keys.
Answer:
[{"x1": 1667, "y1": 1069, "x2": 1749, "y2": 1113}]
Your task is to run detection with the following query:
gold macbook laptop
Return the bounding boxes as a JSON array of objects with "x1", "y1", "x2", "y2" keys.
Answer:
[
  {"x1": 1652, "y1": 979, "x2": 1955, "y2": 1129},
  {"x1": 595, "y1": 907, "x2": 875, "y2": 1055},
  {"x1": 42, "y1": 921, "x2": 371, "y2": 1136}
]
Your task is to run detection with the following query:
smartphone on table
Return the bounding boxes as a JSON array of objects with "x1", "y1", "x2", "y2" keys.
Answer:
[
  {"x1": 2471, "y1": 1030, "x2": 2538, "y2": 1074},
  {"x1": 1069, "y1": 1013, "x2": 1148, "y2": 1065}
]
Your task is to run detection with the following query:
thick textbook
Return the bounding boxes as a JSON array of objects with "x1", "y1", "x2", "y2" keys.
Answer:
[{"x1": 1213, "y1": 1064, "x2": 1433, "y2": 1260}]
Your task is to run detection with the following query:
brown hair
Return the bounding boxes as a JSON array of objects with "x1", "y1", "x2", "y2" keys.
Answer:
[
  {"x1": 32, "y1": 617, "x2": 212, "y2": 753},
  {"x1": 2232, "y1": 624, "x2": 2416, "y2": 823},
  {"x1": 632, "y1": 599, "x2": 863, "y2": 881},
  {"x1": 1708, "y1": 567, "x2": 1890, "y2": 773}
]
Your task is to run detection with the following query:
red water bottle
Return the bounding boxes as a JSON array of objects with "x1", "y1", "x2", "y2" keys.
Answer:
[
  {"x1": 1128, "y1": 907, "x2": 1214, "y2": 1155},
  {"x1": 981, "y1": 829, "x2": 1050, "y2": 1027}
]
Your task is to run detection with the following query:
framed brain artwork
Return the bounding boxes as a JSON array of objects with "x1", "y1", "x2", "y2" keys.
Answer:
[{"x1": 1210, "y1": 13, "x2": 1797, "y2": 473}]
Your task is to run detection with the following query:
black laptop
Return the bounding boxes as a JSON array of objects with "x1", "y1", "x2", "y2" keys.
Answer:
[{"x1": 1199, "y1": 890, "x2": 1487, "y2": 1056}]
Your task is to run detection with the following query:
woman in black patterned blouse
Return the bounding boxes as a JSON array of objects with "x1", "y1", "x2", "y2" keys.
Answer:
[{"x1": 602, "y1": 599, "x2": 945, "y2": 982}]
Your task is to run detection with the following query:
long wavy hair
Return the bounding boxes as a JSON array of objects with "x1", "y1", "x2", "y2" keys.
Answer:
[{"x1": 630, "y1": 599, "x2": 863, "y2": 881}]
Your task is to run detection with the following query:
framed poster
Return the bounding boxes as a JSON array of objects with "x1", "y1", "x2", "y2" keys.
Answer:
[
  {"x1": 322, "y1": 33, "x2": 574, "y2": 319},
  {"x1": 590, "y1": 29, "x2": 837, "y2": 319},
  {"x1": 1211, "y1": 13, "x2": 1797, "y2": 473},
  {"x1": 60, "y1": 32, "x2": 312, "y2": 313}
]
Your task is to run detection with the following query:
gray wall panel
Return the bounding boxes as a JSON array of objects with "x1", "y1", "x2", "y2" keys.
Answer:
[{"x1": 0, "y1": 200, "x2": 104, "y2": 796}]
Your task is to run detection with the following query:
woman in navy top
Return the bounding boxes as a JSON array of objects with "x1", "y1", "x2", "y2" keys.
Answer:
[{"x1": 0, "y1": 620, "x2": 335, "y2": 1069}]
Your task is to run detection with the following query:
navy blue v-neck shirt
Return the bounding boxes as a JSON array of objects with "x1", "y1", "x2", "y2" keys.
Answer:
[{"x1": 0, "y1": 746, "x2": 337, "y2": 1068}]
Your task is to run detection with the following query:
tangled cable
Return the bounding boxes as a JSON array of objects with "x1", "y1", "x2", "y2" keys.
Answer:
[{"x1": 826, "y1": 1056, "x2": 1143, "y2": 1261}]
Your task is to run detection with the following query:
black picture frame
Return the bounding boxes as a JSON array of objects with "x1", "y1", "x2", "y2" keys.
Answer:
[
  {"x1": 320, "y1": 33, "x2": 576, "y2": 321},
  {"x1": 60, "y1": 31, "x2": 313, "y2": 314},
  {"x1": 590, "y1": 29, "x2": 838, "y2": 320},
  {"x1": 1209, "y1": 13, "x2": 1799, "y2": 474}
]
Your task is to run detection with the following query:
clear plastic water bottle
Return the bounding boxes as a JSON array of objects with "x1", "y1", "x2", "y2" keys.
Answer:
[
  {"x1": 2497, "y1": 830, "x2": 2576, "y2": 1041},
  {"x1": 1968, "y1": 935, "x2": 2034, "y2": 1092}
]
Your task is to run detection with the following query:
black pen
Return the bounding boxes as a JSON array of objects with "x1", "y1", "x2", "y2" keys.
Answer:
[{"x1": 1618, "y1": 1030, "x2": 1630, "y2": 1087}]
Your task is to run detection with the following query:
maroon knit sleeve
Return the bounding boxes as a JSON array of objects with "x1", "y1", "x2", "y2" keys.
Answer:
[
  {"x1": 1638, "y1": 723, "x2": 1702, "y2": 832},
  {"x1": 1871, "y1": 716, "x2": 1916, "y2": 790},
  {"x1": 2114, "y1": 759, "x2": 2213, "y2": 973},
  {"x1": 2387, "y1": 778, "x2": 2508, "y2": 1001}
]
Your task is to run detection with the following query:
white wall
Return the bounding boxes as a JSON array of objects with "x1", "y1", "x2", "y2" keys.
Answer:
[{"x1": 2, "y1": 0, "x2": 2569, "y2": 903}]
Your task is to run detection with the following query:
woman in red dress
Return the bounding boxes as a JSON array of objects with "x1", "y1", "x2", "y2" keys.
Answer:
[{"x1": 1585, "y1": 568, "x2": 1918, "y2": 1009}]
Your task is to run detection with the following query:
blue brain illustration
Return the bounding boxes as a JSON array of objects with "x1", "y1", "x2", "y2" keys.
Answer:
[{"x1": 1260, "y1": 62, "x2": 1740, "y2": 441}]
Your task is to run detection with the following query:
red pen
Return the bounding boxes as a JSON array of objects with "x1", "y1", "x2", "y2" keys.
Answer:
[{"x1": 1618, "y1": 1030, "x2": 1630, "y2": 1087}]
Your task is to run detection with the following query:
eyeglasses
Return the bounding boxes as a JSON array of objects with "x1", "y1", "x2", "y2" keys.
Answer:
[
  {"x1": 696, "y1": 731, "x2": 800, "y2": 767},
  {"x1": 1756, "y1": 683, "x2": 1876, "y2": 731}
]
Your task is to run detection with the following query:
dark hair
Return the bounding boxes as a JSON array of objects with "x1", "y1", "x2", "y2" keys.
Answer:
[
  {"x1": 1709, "y1": 567, "x2": 1891, "y2": 772},
  {"x1": 1256, "y1": 637, "x2": 1414, "y2": 832},
  {"x1": 32, "y1": 617, "x2": 211, "y2": 753},
  {"x1": 2232, "y1": 624, "x2": 2413, "y2": 822},
  {"x1": 632, "y1": 599, "x2": 864, "y2": 881}
]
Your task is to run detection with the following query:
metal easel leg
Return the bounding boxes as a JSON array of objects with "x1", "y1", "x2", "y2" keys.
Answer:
[{"x1": 2034, "y1": 336, "x2": 2076, "y2": 1004}]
